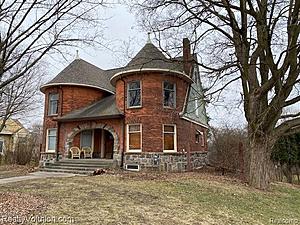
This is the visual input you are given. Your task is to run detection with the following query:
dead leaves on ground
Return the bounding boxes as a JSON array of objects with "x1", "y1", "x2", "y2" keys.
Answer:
[{"x1": 0, "y1": 192, "x2": 46, "y2": 224}]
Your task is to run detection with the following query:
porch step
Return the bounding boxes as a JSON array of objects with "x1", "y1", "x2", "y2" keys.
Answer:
[
  {"x1": 44, "y1": 165, "x2": 111, "y2": 171},
  {"x1": 39, "y1": 168, "x2": 94, "y2": 175},
  {"x1": 40, "y1": 159, "x2": 114, "y2": 175}
]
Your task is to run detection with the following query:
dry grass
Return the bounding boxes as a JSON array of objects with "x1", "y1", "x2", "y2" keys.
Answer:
[
  {"x1": 0, "y1": 171, "x2": 299, "y2": 225},
  {"x1": 0, "y1": 165, "x2": 35, "y2": 179}
]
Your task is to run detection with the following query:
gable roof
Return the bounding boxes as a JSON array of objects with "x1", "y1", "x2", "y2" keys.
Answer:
[
  {"x1": 0, "y1": 119, "x2": 28, "y2": 135},
  {"x1": 56, "y1": 95, "x2": 123, "y2": 121},
  {"x1": 40, "y1": 59, "x2": 115, "y2": 94}
]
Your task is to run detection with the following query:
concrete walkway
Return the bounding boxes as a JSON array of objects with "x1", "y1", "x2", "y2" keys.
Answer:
[{"x1": 0, "y1": 171, "x2": 81, "y2": 185}]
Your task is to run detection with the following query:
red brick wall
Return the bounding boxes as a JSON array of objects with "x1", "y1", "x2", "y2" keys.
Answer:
[
  {"x1": 41, "y1": 74, "x2": 208, "y2": 156},
  {"x1": 41, "y1": 85, "x2": 109, "y2": 153},
  {"x1": 115, "y1": 72, "x2": 208, "y2": 153}
]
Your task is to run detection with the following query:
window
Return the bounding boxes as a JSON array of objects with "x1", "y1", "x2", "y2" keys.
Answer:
[
  {"x1": 196, "y1": 130, "x2": 204, "y2": 146},
  {"x1": 47, "y1": 129, "x2": 57, "y2": 152},
  {"x1": 48, "y1": 93, "x2": 59, "y2": 115},
  {"x1": 128, "y1": 81, "x2": 141, "y2": 108},
  {"x1": 127, "y1": 124, "x2": 142, "y2": 152},
  {"x1": 0, "y1": 140, "x2": 4, "y2": 154},
  {"x1": 163, "y1": 125, "x2": 176, "y2": 152},
  {"x1": 80, "y1": 130, "x2": 93, "y2": 148},
  {"x1": 163, "y1": 81, "x2": 176, "y2": 108}
]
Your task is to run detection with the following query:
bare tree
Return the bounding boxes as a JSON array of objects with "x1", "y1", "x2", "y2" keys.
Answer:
[
  {"x1": 130, "y1": 0, "x2": 300, "y2": 189},
  {"x1": 0, "y1": 0, "x2": 111, "y2": 130},
  {"x1": 0, "y1": 65, "x2": 42, "y2": 132}
]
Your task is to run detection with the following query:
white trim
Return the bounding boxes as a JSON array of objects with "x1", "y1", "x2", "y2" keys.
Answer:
[
  {"x1": 181, "y1": 116, "x2": 209, "y2": 129},
  {"x1": 163, "y1": 124, "x2": 177, "y2": 152},
  {"x1": 196, "y1": 130, "x2": 205, "y2": 146},
  {"x1": 110, "y1": 68, "x2": 193, "y2": 86},
  {"x1": 126, "y1": 124, "x2": 142, "y2": 152},
  {"x1": 179, "y1": 85, "x2": 190, "y2": 116},
  {"x1": 125, "y1": 164, "x2": 140, "y2": 171},
  {"x1": 46, "y1": 128, "x2": 57, "y2": 153},
  {"x1": 163, "y1": 81, "x2": 176, "y2": 108},
  {"x1": 40, "y1": 83, "x2": 115, "y2": 94},
  {"x1": 48, "y1": 92, "x2": 59, "y2": 116},
  {"x1": 127, "y1": 80, "x2": 142, "y2": 109},
  {"x1": 195, "y1": 98, "x2": 199, "y2": 116}
]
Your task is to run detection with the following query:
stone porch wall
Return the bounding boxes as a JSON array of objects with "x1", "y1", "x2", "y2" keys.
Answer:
[{"x1": 124, "y1": 152, "x2": 207, "y2": 172}]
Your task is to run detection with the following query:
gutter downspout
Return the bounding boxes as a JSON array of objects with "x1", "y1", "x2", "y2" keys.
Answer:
[
  {"x1": 56, "y1": 85, "x2": 63, "y2": 162},
  {"x1": 120, "y1": 77, "x2": 126, "y2": 168}
]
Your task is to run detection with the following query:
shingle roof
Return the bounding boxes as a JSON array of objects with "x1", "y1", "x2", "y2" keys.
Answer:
[
  {"x1": 57, "y1": 95, "x2": 123, "y2": 121},
  {"x1": 124, "y1": 43, "x2": 183, "y2": 71},
  {"x1": 41, "y1": 42, "x2": 193, "y2": 93},
  {"x1": 40, "y1": 59, "x2": 115, "y2": 94}
]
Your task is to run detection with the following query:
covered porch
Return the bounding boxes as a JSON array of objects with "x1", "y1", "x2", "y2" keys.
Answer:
[{"x1": 71, "y1": 128, "x2": 114, "y2": 159}]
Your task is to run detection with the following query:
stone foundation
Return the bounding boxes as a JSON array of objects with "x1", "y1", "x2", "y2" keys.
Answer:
[
  {"x1": 124, "y1": 152, "x2": 207, "y2": 172},
  {"x1": 39, "y1": 152, "x2": 56, "y2": 166}
]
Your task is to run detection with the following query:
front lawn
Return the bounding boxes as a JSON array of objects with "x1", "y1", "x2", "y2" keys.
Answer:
[
  {"x1": 0, "y1": 172, "x2": 299, "y2": 225},
  {"x1": 0, "y1": 165, "x2": 34, "y2": 179}
]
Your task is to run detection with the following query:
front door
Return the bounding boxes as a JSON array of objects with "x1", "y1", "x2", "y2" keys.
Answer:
[{"x1": 104, "y1": 131, "x2": 114, "y2": 159}]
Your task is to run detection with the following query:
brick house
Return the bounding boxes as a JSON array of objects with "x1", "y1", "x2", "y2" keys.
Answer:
[{"x1": 40, "y1": 38, "x2": 209, "y2": 172}]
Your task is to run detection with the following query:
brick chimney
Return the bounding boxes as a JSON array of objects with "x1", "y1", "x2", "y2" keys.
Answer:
[{"x1": 183, "y1": 38, "x2": 191, "y2": 75}]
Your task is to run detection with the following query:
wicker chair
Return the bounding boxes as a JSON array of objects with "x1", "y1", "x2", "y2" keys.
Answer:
[
  {"x1": 70, "y1": 147, "x2": 81, "y2": 159},
  {"x1": 82, "y1": 146, "x2": 93, "y2": 159}
]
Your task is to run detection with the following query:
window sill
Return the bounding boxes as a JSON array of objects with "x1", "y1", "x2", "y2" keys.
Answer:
[
  {"x1": 127, "y1": 149, "x2": 142, "y2": 153},
  {"x1": 163, "y1": 150, "x2": 177, "y2": 153},
  {"x1": 163, "y1": 106, "x2": 176, "y2": 109},
  {"x1": 127, "y1": 106, "x2": 142, "y2": 109},
  {"x1": 45, "y1": 150, "x2": 55, "y2": 153},
  {"x1": 48, "y1": 114, "x2": 58, "y2": 117}
]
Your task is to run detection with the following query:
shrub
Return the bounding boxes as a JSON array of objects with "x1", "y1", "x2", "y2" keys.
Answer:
[{"x1": 208, "y1": 127, "x2": 247, "y2": 175}]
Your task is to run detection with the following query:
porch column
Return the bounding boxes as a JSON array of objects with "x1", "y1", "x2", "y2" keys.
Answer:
[{"x1": 100, "y1": 130, "x2": 105, "y2": 158}]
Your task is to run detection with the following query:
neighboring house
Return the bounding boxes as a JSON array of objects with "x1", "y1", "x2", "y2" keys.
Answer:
[
  {"x1": 0, "y1": 119, "x2": 29, "y2": 155},
  {"x1": 40, "y1": 38, "x2": 209, "y2": 171}
]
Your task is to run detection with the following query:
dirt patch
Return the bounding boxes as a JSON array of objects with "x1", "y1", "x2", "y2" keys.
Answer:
[{"x1": 0, "y1": 192, "x2": 47, "y2": 224}]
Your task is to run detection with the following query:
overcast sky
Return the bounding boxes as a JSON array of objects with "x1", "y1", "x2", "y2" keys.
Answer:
[{"x1": 22, "y1": 3, "x2": 247, "y2": 129}]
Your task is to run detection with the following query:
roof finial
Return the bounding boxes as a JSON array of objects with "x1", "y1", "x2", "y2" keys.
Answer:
[
  {"x1": 147, "y1": 32, "x2": 151, "y2": 44},
  {"x1": 76, "y1": 50, "x2": 80, "y2": 59}
]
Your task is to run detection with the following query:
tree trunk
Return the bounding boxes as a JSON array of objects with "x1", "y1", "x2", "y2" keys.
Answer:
[
  {"x1": 282, "y1": 163, "x2": 293, "y2": 184},
  {"x1": 248, "y1": 138, "x2": 273, "y2": 190}
]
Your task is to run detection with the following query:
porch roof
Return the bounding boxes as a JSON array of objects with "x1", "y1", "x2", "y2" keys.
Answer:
[{"x1": 57, "y1": 95, "x2": 123, "y2": 121}]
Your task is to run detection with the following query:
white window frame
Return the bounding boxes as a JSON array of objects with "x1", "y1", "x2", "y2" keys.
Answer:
[
  {"x1": 196, "y1": 130, "x2": 205, "y2": 146},
  {"x1": 163, "y1": 81, "x2": 176, "y2": 108},
  {"x1": 46, "y1": 128, "x2": 57, "y2": 153},
  {"x1": 0, "y1": 139, "x2": 5, "y2": 155},
  {"x1": 48, "y1": 93, "x2": 59, "y2": 116},
  {"x1": 80, "y1": 129, "x2": 94, "y2": 150},
  {"x1": 163, "y1": 124, "x2": 177, "y2": 152},
  {"x1": 127, "y1": 80, "x2": 142, "y2": 108},
  {"x1": 126, "y1": 124, "x2": 142, "y2": 152}
]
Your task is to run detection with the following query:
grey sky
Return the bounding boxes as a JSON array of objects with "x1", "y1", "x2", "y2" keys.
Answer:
[{"x1": 22, "y1": 4, "x2": 247, "y2": 129}]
